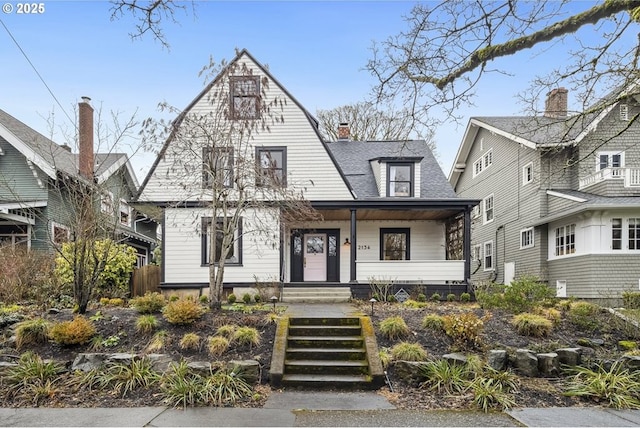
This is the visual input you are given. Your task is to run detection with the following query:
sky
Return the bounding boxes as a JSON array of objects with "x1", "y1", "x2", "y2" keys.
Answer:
[{"x1": 0, "y1": 0, "x2": 607, "y2": 183}]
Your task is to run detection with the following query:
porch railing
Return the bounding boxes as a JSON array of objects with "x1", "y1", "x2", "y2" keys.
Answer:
[
  {"x1": 355, "y1": 260, "x2": 465, "y2": 283},
  {"x1": 579, "y1": 167, "x2": 640, "y2": 189}
]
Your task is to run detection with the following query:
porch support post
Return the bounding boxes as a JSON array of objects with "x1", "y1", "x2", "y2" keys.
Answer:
[
  {"x1": 350, "y1": 208, "x2": 357, "y2": 282},
  {"x1": 464, "y1": 207, "x2": 472, "y2": 292}
]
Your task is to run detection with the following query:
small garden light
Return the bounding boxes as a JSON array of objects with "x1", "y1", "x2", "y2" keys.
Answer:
[
  {"x1": 270, "y1": 295, "x2": 278, "y2": 312},
  {"x1": 369, "y1": 297, "x2": 377, "y2": 316}
]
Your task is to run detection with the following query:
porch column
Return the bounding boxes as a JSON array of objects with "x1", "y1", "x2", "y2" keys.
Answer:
[
  {"x1": 350, "y1": 208, "x2": 357, "y2": 282},
  {"x1": 464, "y1": 207, "x2": 472, "y2": 291}
]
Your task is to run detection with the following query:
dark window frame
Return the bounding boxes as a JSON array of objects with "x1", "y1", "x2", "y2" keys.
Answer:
[
  {"x1": 230, "y1": 76, "x2": 260, "y2": 120},
  {"x1": 202, "y1": 147, "x2": 234, "y2": 189},
  {"x1": 201, "y1": 216, "x2": 243, "y2": 266},
  {"x1": 386, "y1": 162, "x2": 415, "y2": 197},
  {"x1": 379, "y1": 228, "x2": 411, "y2": 260},
  {"x1": 256, "y1": 146, "x2": 287, "y2": 187}
]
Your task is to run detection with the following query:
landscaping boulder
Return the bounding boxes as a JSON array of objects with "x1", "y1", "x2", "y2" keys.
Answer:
[
  {"x1": 187, "y1": 361, "x2": 214, "y2": 376},
  {"x1": 147, "y1": 354, "x2": 175, "y2": 372},
  {"x1": 72, "y1": 353, "x2": 107, "y2": 372},
  {"x1": 229, "y1": 359, "x2": 260, "y2": 384},
  {"x1": 487, "y1": 350, "x2": 507, "y2": 371},
  {"x1": 555, "y1": 348, "x2": 582, "y2": 367},
  {"x1": 621, "y1": 355, "x2": 640, "y2": 372},
  {"x1": 442, "y1": 353, "x2": 467, "y2": 366},
  {"x1": 392, "y1": 360, "x2": 425, "y2": 386},
  {"x1": 106, "y1": 353, "x2": 137, "y2": 365},
  {"x1": 537, "y1": 352, "x2": 559, "y2": 377},
  {"x1": 515, "y1": 349, "x2": 538, "y2": 377}
]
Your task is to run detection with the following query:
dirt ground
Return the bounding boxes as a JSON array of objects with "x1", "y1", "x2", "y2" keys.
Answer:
[{"x1": 1, "y1": 300, "x2": 638, "y2": 409}]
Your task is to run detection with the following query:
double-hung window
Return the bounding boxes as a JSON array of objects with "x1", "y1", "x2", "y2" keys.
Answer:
[
  {"x1": 520, "y1": 227, "x2": 534, "y2": 249},
  {"x1": 201, "y1": 217, "x2": 242, "y2": 266},
  {"x1": 522, "y1": 162, "x2": 533, "y2": 185},
  {"x1": 256, "y1": 147, "x2": 286, "y2": 187},
  {"x1": 555, "y1": 224, "x2": 575, "y2": 256},
  {"x1": 483, "y1": 241, "x2": 494, "y2": 270},
  {"x1": 483, "y1": 194, "x2": 494, "y2": 224},
  {"x1": 387, "y1": 163, "x2": 414, "y2": 197},
  {"x1": 203, "y1": 147, "x2": 234, "y2": 188},
  {"x1": 597, "y1": 151, "x2": 624, "y2": 176},
  {"x1": 473, "y1": 149, "x2": 493, "y2": 178},
  {"x1": 612, "y1": 218, "x2": 623, "y2": 250},
  {"x1": 380, "y1": 228, "x2": 410, "y2": 260},
  {"x1": 629, "y1": 218, "x2": 640, "y2": 250},
  {"x1": 230, "y1": 76, "x2": 260, "y2": 120}
]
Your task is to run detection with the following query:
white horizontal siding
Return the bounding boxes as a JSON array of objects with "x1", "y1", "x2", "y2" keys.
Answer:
[
  {"x1": 356, "y1": 260, "x2": 465, "y2": 282},
  {"x1": 140, "y1": 53, "x2": 352, "y2": 203},
  {"x1": 164, "y1": 207, "x2": 280, "y2": 284}
]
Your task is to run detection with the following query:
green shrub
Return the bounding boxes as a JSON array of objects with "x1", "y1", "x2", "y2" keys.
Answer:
[
  {"x1": 203, "y1": 366, "x2": 253, "y2": 406},
  {"x1": 623, "y1": 292, "x2": 640, "y2": 309},
  {"x1": 135, "y1": 314, "x2": 158, "y2": 335},
  {"x1": 403, "y1": 299, "x2": 429, "y2": 309},
  {"x1": 446, "y1": 293, "x2": 457, "y2": 302},
  {"x1": 421, "y1": 314, "x2": 445, "y2": 331},
  {"x1": 533, "y1": 306, "x2": 562, "y2": 325},
  {"x1": 180, "y1": 333, "x2": 201, "y2": 351},
  {"x1": 379, "y1": 348, "x2": 392, "y2": 368},
  {"x1": 564, "y1": 361, "x2": 640, "y2": 409},
  {"x1": 207, "y1": 336, "x2": 230, "y2": 357},
  {"x1": 232, "y1": 327, "x2": 261, "y2": 348},
  {"x1": 5, "y1": 351, "x2": 63, "y2": 404},
  {"x1": 146, "y1": 330, "x2": 169, "y2": 353},
  {"x1": 476, "y1": 276, "x2": 555, "y2": 314},
  {"x1": 430, "y1": 293, "x2": 441, "y2": 302},
  {"x1": 14, "y1": 318, "x2": 50, "y2": 350},
  {"x1": 49, "y1": 316, "x2": 96, "y2": 345},
  {"x1": 416, "y1": 293, "x2": 427, "y2": 302},
  {"x1": 163, "y1": 299, "x2": 206, "y2": 325},
  {"x1": 160, "y1": 360, "x2": 206, "y2": 408},
  {"x1": 242, "y1": 293, "x2": 252, "y2": 304},
  {"x1": 199, "y1": 295, "x2": 209, "y2": 305},
  {"x1": 567, "y1": 301, "x2": 601, "y2": 330},
  {"x1": 619, "y1": 340, "x2": 638, "y2": 351},
  {"x1": 169, "y1": 294, "x2": 180, "y2": 302},
  {"x1": 227, "y1": 293, "x2": 237, "y2": 304},
  {"x1": 460, "y1": 292, "x2": 471, "y2": 302},
  {"x1": 100, "y1": 357, "x2": 160, "y2": 397},
  {"x1": 469, "y1": 376, "x2": 516, "y2": 412},
  {"x1": 419, "y1": 358, "x2": 469, "y2": 393},
  {"x1": 109, "y1": 298, "x2": 125, "y2": 307},
  {"x1": 130, "y1": 292, "x2": 166, "y2": 314},
  {"x1": 379, "y1": 316, "x2": 410, "y2": 340},
  {"x1": 253, "y1": 294, "x2": 261, "y2": 303},
  {"x1": 389, "y1": 342, "x2": 429, "y2": 361},
  {"x1": 442, "y1": 312, "x2": 487, "y2": 350},
  {"x1": 512, "y1": 313, "x2": 553, "y2": 337},
  {"x1": 216, "y1": 324, "x2": 237, "y2": 338}
]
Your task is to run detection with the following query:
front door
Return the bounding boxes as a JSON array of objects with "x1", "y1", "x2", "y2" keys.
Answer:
[{"x1": 304, "y1": 233, "x2": 327, "y2": 281}]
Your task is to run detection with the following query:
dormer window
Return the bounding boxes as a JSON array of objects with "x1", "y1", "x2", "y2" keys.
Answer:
[
  {"x1": 387, "y1": 163, "x2": 414, "y2": 197},
  {"x1": 230, "y1": 76, "x2": 260, "y2": 120}
]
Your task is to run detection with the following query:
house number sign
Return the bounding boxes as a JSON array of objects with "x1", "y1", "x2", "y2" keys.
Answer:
[{"x1": 358, "y1": 244, "x2": 371, "y2": 250}]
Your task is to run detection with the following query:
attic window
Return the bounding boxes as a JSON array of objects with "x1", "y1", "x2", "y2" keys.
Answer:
[
  {"x1": 620, "y1": 104, "x2": 629, "y2": 121},
  {"x1": 230, "y1": 76, "x2": 260, "y2": 120},
  {"x1": 386, "y1": 163, "x2": 414, "y2": 197}
]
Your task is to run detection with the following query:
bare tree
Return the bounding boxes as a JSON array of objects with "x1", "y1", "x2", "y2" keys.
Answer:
[
  {"x1": 109, "y1": 0, "x2": 196, "y2": 49},
  {"x1": 141, "y1": 57, "x2": 319, "y2": 309},
  {"x1": 316, "y1": 101, "x2": 436, "y2": 153},
  {"x1": 367, "y1": 1, "x2": 640, "y2": 125}
]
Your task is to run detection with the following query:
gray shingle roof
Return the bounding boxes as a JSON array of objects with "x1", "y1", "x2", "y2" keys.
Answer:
[{"x1": 325, "y1": 140, "x2": 457, "y2": 199}]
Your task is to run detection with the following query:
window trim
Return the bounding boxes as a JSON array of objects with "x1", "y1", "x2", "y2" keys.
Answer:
[
  {"x1": 520, "y1": 227, "x2": 534, "y2": 249},
  {"x1": 229, "y1": 76, "x2": 260, "y2": 120},
  {"x1": 52, "y1": 222, "x2": 69, "y2": 245},
  {"x1": 483, "y1": 194, "x2": 494, "y2": 225},
  {"x1": 483, "y1": 240, "x2": 494, "y2": 271},
  {"x1": 612, "y1": 218, "x2": 623, "y2": 250},
  {"x1": 379, "y1": 228, "x2": 410, "y2": 260},
  {"x1": 629, "y1": 218, "x2": 640, "y2": 250},
  {"x1": 596, "y1": 151, "x2": 625, "y2": 171},
  {"x1": 473, "y1": 149, "x2": 493, "y2": 178},
  {"x1": 386, "y1": 162, "x2": 415, "y2": 197},
  {"x1": 256, "y1": 146, "x2": 287, "y2": 187},
  {"x1": 203, "y1": 146, "x2": 235, "y2": 189},
  {"x1": 201, "y1": 216, "x2": 243, "y2": 266},
  {"x1": 620, "y1": 104, "x2": 629, "y2": 121},
  {"x1": 522, "y1": 162, "x2": 533, "y2": 185}
]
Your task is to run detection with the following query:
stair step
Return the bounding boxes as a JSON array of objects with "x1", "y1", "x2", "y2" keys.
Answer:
[
  {"x1": 287, "y1": 335, "x2": 364, "y2": 348},
  {"x1": 289, "y1": 317, "x2": 360, "y2": 326},
  {"x1": 284, "y1": 359, "x2": 368, "y2": 375},
  {"x1": 281, "y1": 373, "x2": 372, "y2": 388},
  {"x1": 288, "y1": 325, "x2": 362, "y2": 336},
  {"x1": 285, "y1": 348, "x2": 366, "y2": 360}
]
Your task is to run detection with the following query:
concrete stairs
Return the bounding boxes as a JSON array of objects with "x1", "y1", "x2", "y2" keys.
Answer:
[
  {"x1": 280, "y1": 287, "x2": 351, "y2": 303},
  {"x1": 270, "y1": 316, "x2": 384, "y2": 389}
]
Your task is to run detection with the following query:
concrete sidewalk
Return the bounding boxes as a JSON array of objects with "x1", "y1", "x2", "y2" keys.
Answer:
[{"x1": 1, "y1": 391, "x2": 640, "y2": 427}]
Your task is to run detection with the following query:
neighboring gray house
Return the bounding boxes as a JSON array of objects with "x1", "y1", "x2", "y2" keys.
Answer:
[
  {"x1": 450, "y1": 87, "x2": 640, "y2": 300},
  {"x1": 0, "y1": 100, "x2": 157, "y2": 266},
  {"x1": 138, "y1": 49, "x2": 478, "y2": 298}
]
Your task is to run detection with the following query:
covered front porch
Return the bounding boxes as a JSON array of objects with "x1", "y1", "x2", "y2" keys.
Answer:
[{"x1": 283, "y1": 199, "x2": 477, "y2": 299}]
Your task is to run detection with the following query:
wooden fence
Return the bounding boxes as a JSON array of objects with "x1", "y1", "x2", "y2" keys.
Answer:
[{"x1": 130, "y1": 265, "x2": 161, "y2": 297}]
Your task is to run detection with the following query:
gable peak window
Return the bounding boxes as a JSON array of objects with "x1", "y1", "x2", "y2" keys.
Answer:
[
  {"x1": 203, "y1": 147, "x2": 234, "y2": 188},
  {"x1": 230, "y1": 76, "x2": 260, "y2": 120},
  {"x1": 256, "y1": 147, "x2": 286, "y2": 187},
  {"x1": 387, "y1": 163, "x2": 414, "y2": 197},
  {"x1": 473, "y1": 149, "x2": 493, "y2": 178},
  {"x1": 620, "y1": 104, "x2": 629, "y2": 121}
]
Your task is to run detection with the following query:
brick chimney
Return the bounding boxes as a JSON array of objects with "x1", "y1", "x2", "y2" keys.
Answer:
[
  {"x1": 78, "y1": 96, "x2": 94, "y2": 179},
  {"x1": 338, "y1": 122, "x2": 350, "y2": 141},
  {"x1": 544, "y1": 88, "x2": 568, "y2": 118}
]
